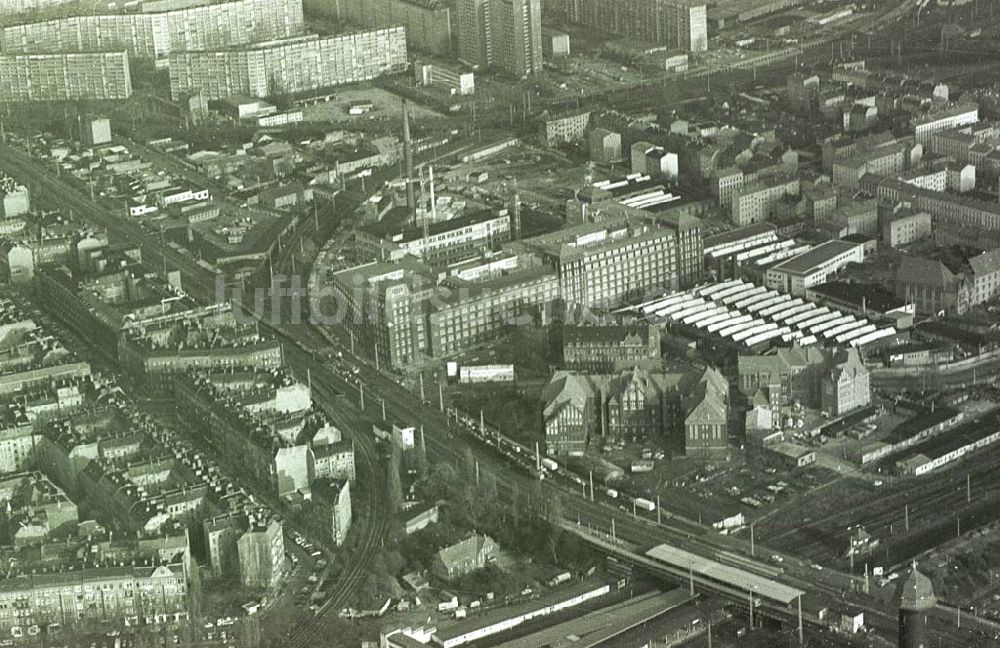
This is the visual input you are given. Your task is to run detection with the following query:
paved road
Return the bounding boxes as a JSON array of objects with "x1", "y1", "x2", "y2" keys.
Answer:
[
  {"x1": 0, "y1": 142, "x2": 390, "y2": 643},
  {"x1": 7, "y1": 137, "x2": 989, "y2": 645},
  {"x1": 3, "y1": 7, "x2": 983, "y2": 639}
]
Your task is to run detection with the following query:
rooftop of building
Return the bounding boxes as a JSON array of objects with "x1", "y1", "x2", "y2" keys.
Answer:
[
  {"x1": 769, "y1": 240, "x2": 862, "y2": 275},
  {"x1": 905, "y1": 411, "x2": 1000, "y2": 462},
  {"x1": 884, "y1": 406, "x2": 961, "y2": 445},
  {"x1": 807, "y1": 281, "x2": 906, "y2": 313},
  {"x1": 433, "y1": 579, "x2": 610, "y2": 641},
  {"x1": 768, "y1": 442, "x2": 813, "y2": 459},
  {"x1": 520, "y1": 217, "x2": 669, "y2": 261},
  {"x1": 562, "y1": 323, "x2": 653, "y2": 346},
  {"x1": 915, "y1": 319, "x2": 998, "y2": 348},
  {"x1": 704, "y1": 222, "x2": 777, "y2": 250},
  {"x1": 332, "y1": 257, "x2": 432, "y2": 286},
  {"x1": 837, "y1": 142, "x2": 908, "y2": 169},
  {"x1": 360, "y1": 209, "x2": 505, "y2": 245},
  {"x1": 898, "y1": 564, "x2": 937, "y2": 610},
  {"x1": 912, "y1": 102, "x2": 979, "y2": 127}
]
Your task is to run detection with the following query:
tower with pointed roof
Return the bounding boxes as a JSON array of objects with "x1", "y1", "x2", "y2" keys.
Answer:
[{"x1": 897, "y1": 562, "x2": 936, "y2": 648}]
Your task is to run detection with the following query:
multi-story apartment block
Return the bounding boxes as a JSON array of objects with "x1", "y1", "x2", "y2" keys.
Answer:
[
  {"x1": 339, "y1": 0, "x2": 453, "y2": 55},
  {"x1": 912, "y1": 103, "x2": 979, "y2": 144},
  {"x1": 204, "y1": 512, "x2": 245, "y2": 580},
  {"x1": 311, "y1": 478, "x2": 352, "y2": 546},
  {"x1": 457, "y1": 0, "x2": 542, "y2": 76},
  {"x1": 711, "y1": 166, "x2": 745, "y2": 209},
  {"x1": 831, "y1": 143, "x2": 908, "y2": 191},
  {"x1": 1, "y1": 0, "x2": 76, "y2": 17},
  {"x1": 0, "y1": 561, "x2": 190, "y2": 632},
  {"x1": 882, "y1": 210, "x2": 932, "y2": 248},
  {"x1": 666, "y1": 0, "x2": 708, "y2": 52},
  {"x1": 0, "y1": 177, "x2": 30, "y2": 219},
  {"x1": 541, "y1": 110, "x2": 592, "y2": 146},
  {"x1": 0, "y1": 424, "x2": 40, "y2": 475},
  {"x1": 457, "y1": 0, "x2": 493, "y2": 68},
  {"x1": 168, "y1": 30, "x2": 408, "y2": 100},
  {"x1": 862, "y1": 174, "x2": 1000, "y2": 234},
  {"x1": 0, "y1": 0, "x2": 304, "y2": 61},
  {"x1": 0, "y1": 51, "x2": 132, "y2": 102},
  {"x1": 816, "y1": 199, "x2": 878, "y2": 239},
  {"x1": 237, "y1": 518, "x2": 285, "y2": 590},
  {"x1": 0, "y1": 472, "x2": 78, "y2": 542},
  {"x1": 565, "y1": 0, "x2": 707, "y2": 52},
  {"x1": 730, "y1": 176, "x2": 799, "y2": 226},
  {"x1": 37, "y1": 263, "x2": 277, "y2": 384},
  {"x1": 820, "y1": 131, "x2": 904, "y2": 173},
  {"x1": 927, "y1": 123, "x2": 998, "y2": 163},
  {"x1": 589, "y1": 128, "x2": 622, "y2": 164},
  {"x1": 492, "y1": 0, "x2": 543, "y2": 77},
  {"x1": 632, "y1": 143, "x2": 679, "y2": 182},
  {"x1": 900, "y1": 167, "x2": 948, "y2": 193}
]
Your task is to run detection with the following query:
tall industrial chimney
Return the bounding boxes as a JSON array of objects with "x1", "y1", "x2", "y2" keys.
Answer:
[{"x1": 402, "y1": 99, "x2": 417, "y2": 224}]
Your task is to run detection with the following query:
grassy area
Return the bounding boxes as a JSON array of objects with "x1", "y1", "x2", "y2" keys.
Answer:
[{"x1": 452, "y1": 385, "x2": 542, "y2": 446}]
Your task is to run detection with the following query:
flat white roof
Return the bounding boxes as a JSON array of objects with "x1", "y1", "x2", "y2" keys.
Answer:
[
  {"x1": 717, "y1": 319, "x2": 759, "y2": 338},
  {"x1": 756, "y1": 244, "x2": 812, "y2": 268},
  {"x1": 735, "y1": 239, "x2": 795, "y2": 263},
  {"x1": 732, "y1": 322, "x2": 778, "y2": 342},
  {"x1": 711, "y1": 284, "x2": 755, "y2": 303},
  {"x1": 655, "y1": 298, "x2": 705, "y2": 317},
  {"x1": 683, "y1": 306, "x2": 728, "y2": 325},
  {"x1": 746, "y1": 327, "x2": 791, "y2": 347},
  {"x1": 638, "y1": 293, "x2": 689, "y2": 314},
  {"x1": 695, "y1": 311, "x2": 733, "y2": 329},
  {"x1": 722, "y1": 285, "x2": 767, "y2": 306},
  {"x1": 810, "y1": 315, "x2": 855, "y2": 335},
  {"x1": 852, "y1": 327, "x2": 896, "y2": 347},
  {"x1": 645, "y1": 544, "x2": 805, "y2": 605},
  {"x1": 671, "y1": 302, "x2": 715, "y2": 322},
  {"x1": 746, "y1": 295, "x2": 785, "y2": 313},
  {"x1": 792, "y1": 310, "x2": 837, "y2": 329},
  {"x1": 770, "y1": 303, "x2": 815, "y2": 322},
  {"x1": 758, "y1": 297, "x2": 799, "y2": 318},
  {"x1": 710, "y1": 314, "x2": 752, "y2": 334},
  {"x1": 733, "y1": 291, "x2": 777, "y2": 311},
  {"x1": 836, "y1": 323, "x2": 877, "y2": 344},
  {"x1": 696, "y1": 280, "x2": 745, "y2": 298},
  {"x1": 824, "y1": 320, "x2": 868, "y2": 339}
]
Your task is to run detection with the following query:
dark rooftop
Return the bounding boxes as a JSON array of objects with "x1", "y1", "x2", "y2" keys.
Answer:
[
  {"x1": 807, "y1": 281, "x2": 906, "y2": 314},
  {"x1": 884, "y1": 406, "x2": 961, "y2": 445}
]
